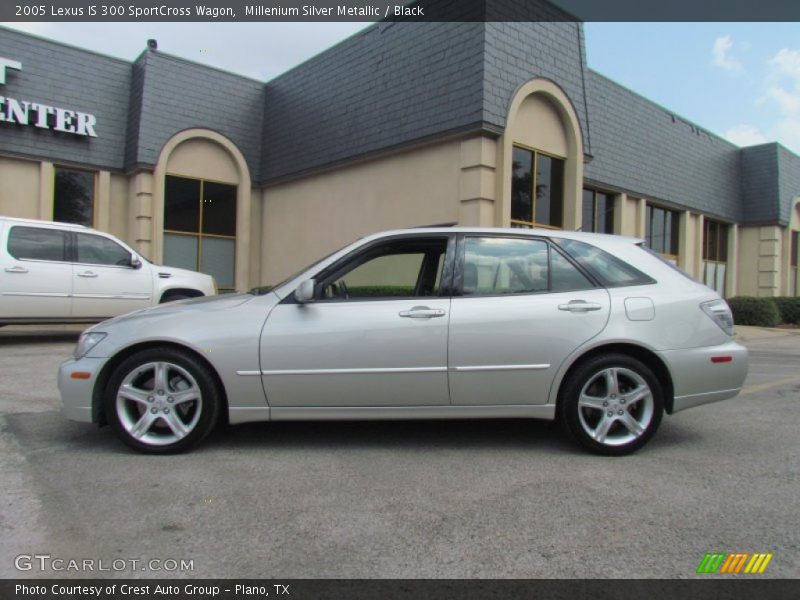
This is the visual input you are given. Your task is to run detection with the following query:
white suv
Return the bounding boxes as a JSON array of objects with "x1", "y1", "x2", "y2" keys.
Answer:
[{"x1": 0, "y1": 217, "x2": 216, "y2": 325}]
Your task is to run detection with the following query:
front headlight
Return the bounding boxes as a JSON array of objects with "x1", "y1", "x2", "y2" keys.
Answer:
[
  {"x1": 74, "y1": 332, "x2": 107, "y2": 359},
  {"x1": 700, "y1": 299, "x2": 735, "y2": 336}
]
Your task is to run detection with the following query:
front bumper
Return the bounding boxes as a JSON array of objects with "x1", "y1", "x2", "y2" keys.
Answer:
[
  {"x1": 657, "y1": 339, "x2": 748, "y2": 413},
  {"x1": 58, "y1": 357, "x2": 107, "y2": 423}
]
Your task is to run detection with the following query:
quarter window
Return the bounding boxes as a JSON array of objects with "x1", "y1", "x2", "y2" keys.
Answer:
[
  {"x1": 7, "y1": 226, "x2": 68, "y2": 262},
  {"x1": 645, "y1": 205, "x2": 680, "y2": 261},
  {"x1": 163, "y1": 175, "x2": 237, "y2": 292},
  {"x1": 554, "y1": 238, "x2": 655, "y2": 288},
  {"x1": 462, "y1": 237, "x2": 593, "y2": 296},
  {"x1": 582, "y1": 189, "x2": 615, "y2": 234},
  {"x1": 53, "y1": 168, "x2": 95, "y2": 227},
  {"x1": 511, "y1": 146, "x2": 565, "y2": 229},
  {"x1": 75, "y1": 233, "x2": 131, "y2": 266}
]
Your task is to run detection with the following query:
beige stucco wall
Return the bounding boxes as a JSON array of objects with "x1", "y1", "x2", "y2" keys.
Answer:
[
  {"x1": 260, "y1": 139, "x2": 466, "y2": 285},
  {"x1": 0, "y1": 156, "x2": 41, "y2": 219},
  {"x1": 511, "y1": 94, "x2": 568, "y2": 157},
  {"x1": 166, "y1": 138, "x2": 240, "y2": 183}
]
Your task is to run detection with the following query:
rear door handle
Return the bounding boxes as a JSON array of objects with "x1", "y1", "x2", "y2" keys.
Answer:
[
  {"x1": 399, "y1": 306, "x2": 446, "y2": 319},
  {"x1": 77, "y1": 271, "x2": 98, "y2": 278},
  {"x1": 4, "y1": 266, "x2": 28, "y2": 274},
  {"x1": 558, "y1": 300, "x2": 603, "y2": 313}
]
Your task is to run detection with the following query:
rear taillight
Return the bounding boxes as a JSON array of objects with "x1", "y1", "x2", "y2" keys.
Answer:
[{"x1": 700, "y1": 299, "x2": 734, "y2": 336}]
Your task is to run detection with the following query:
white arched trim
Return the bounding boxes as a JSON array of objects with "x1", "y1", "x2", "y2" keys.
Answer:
[
  {"x1": 497, "y1": 78, "x2": 584, "y2": 229},
  {"x1": 152, "y1": 129, "x2": 252, "y2": 292}
]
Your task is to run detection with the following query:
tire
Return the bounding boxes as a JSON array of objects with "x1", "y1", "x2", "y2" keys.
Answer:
[
  {"x1": 558, "y1": 353, "x2": 664, "y2": 456},
  {"x1": 104, "y1": 347, "x2": 221, "y2": 454}
]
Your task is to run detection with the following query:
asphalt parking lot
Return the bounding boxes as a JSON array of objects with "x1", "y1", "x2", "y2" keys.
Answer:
[{"x1": 0, "y1": 324, "x2": 798, "y2": 579}]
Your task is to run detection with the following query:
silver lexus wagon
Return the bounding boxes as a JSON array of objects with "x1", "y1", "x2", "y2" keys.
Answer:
[{"x1": 59, "y1": 228, "x2": 748, "y2": 455}]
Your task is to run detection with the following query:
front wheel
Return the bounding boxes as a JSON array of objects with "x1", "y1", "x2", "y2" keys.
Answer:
[
  {"x1": 559, "y1": 354, "x2": 664, "y2": 456},
  {"x1": 104, "y1": 347, "x2": 221, "y2": 453}
]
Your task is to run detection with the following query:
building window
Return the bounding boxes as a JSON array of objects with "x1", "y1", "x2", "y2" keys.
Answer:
[
  {"x1": 53, "y1": 168, "x2": 95, "y2": 227},
  {"x1": 791, "y1": 231, "x2": 799, "y2": 297},
  {"x1": 645, "y1": 204, "x2": 680, "y2": 262},
  {"x1": 511, "y1": 145, "x2": 565, "y2": 229},
  {"x1": 582, "y1": 188, "x2": 615, "y2": 233},
  {"x1": 163, "y1": 175, "x2": 237, "y2": 291},
  {"x1": 702, "y1": 219, "x2": 728, "y2": 295}
]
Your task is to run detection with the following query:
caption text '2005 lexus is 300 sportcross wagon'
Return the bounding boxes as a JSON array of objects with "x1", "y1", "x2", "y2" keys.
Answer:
[{"x1": 59, "y1": 228, "x2": 748, "y2": 455}]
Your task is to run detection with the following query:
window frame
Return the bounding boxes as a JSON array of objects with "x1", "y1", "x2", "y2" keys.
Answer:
[
  {"x1": 163, "y1": 173, "x2": 238, "y2": 292},
  {"x1": 453, "y1": 233, "x2": 600, "y2": 298},
  {"x1": 791, "y1": 230, "x2": 799, "y2": 297},
  {"x1": 510, "y1": 143, "x2": 566, "y2": 230},
  {"x1": 645, "y1": 204, "x2": 681, "y2": 261},
  {"x1": 582, "y1": 188, "x2": 616, "y2": 234},
  {"x1": 287, "y1": 233, "x2": 457, "y2": 304},
  {"x1": 53, "y1": 166, "x2": 97, "y2": 228}
]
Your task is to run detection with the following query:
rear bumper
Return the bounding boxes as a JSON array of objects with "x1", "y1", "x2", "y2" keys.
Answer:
[
  {"x1": 58, "y1": 357, "x2": 106, "y2": 423},
  {"x1": 658, "y1": 340, "x2": 748, "y2": 414}
]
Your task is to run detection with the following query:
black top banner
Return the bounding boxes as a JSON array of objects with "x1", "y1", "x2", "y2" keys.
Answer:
[{"x1": 2, "y1": 0, "x2": 800, "y2": 22}]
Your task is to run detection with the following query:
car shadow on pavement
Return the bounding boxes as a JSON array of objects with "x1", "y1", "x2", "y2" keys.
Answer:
[{"x1": 206, "y1": 418, "x2": 583, "y2": 454}]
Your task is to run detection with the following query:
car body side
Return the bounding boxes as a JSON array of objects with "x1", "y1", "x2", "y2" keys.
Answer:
[
  {"x1": 58, "y1": 228, "x2": 748, "y2": 427},
  {"x1": 0, "y1": 216, "x2": 216, "y2": 324}
]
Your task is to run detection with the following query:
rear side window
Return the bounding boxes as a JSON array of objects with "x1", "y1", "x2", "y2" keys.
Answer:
[
  {"x1": 554, "y1": 238, "x2": 655, "y2": 288},
  {"x1": 461, "y1": 237, "x2": 594, "y2": 296},
  {"x1": 7, "y1": 226, "x2": 68, "y2": 262}
]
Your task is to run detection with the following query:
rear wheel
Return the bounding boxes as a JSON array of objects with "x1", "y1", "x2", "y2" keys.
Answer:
[
  {"x1": 104, "y1": 347, "x2": 221, "y2": 453},
  {"x1": 559, "y1": 354, "x2": 663, "y2": 456}
]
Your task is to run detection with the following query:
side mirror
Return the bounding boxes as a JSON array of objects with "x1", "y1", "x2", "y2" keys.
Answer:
[
  {"x1": 295, "y1": 279, "x2": 316, "y2": 304},
  {"x1": 129, "y1": 253, "x2": 142, "y2": 269}
]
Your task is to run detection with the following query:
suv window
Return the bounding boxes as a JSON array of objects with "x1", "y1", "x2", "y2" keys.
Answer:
[
  {"x1": 76, "y1": 233, "x2": 132, "y2": 266},
  {"x1": 553, "y1": 238, "x2": 655, "y2": 288},
  {"x1": 461, "y1": 236, "x2": 593, "y2": 296},
  {"x1": 7, "y1": 226, "x2": 68, "y2": 262},
  {"x1": 320, "y1": 238, "x2": 447, "y2": 300}
]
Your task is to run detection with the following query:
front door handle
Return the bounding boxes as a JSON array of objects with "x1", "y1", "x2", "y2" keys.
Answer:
[
  {"x1": 399, "y1": 306, "x2": 446, "y2": 319},
  {"x1": 4, "y1": 266, "x2": 28, "y2": 274},
  {"x1": 558, "y1": 300, "x2": 603, "y2": 313},
  {"x1": 77, "y1": 271, "x2": 98, "y2": 278}
]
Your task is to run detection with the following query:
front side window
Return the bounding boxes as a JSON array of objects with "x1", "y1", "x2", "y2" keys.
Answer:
[
  {"x1": 461, "y1": 237, "x2": 592, "y2": 296},
  {"x1": 320, "y1": 238, "x2": 447, "y2": 300},
  {"x1": 163, "y1": 175, "x2": 237, "y2": 291},
  {"x1": 53, "y1": 168, "x2": 95, "y2": 227},
  {"x1": 582, "y1": 189, "x2": 615, "y2": 234},
  {"x1": 702, "y1": 219, "x2": 728, "y2": 295},
  {"x1": 645, "y1": 205, "x2": 680, "y2": 261},
  {"x1": 8, "y1": 226, "x2": 68, "y2": 262},
  {"x1": 511, "y1": 146, "x2": 565, "y2": 229},
  {"x1": 76, "y1": 233, "x2": 131, "y2": 266}
]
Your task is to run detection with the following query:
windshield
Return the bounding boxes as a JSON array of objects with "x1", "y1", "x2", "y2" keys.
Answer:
[{"x1": 248, "y1": 241, "x2": 355, "y2": 296}]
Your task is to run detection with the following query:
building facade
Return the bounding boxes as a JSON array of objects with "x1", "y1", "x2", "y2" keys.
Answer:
[{"x1": 1, "y1": 17, "x2": 799, "y2": 297}]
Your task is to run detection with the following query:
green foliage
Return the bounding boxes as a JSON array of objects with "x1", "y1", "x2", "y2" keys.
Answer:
[
  {"x1": 773, "y1": 297, "x2": 800, "y2": 325},
  {"x1": 727, "y1": 296, "x2": 780, "y2": 327},
  {"x1": 347, "y1": 285, "x2": 415, "y2": 297}
]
